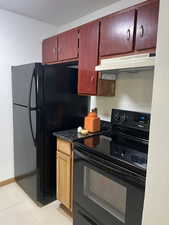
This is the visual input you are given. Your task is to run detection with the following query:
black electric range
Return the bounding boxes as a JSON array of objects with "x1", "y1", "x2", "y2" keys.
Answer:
[
  {"x1": 74, "y1": 133, "x2": 147, "y2": 175},
  {"x1": 74, "y1": 109, "x2": 150, "y2": 176},
  {"x1": 73, "y1": 109, "x2": 150, "y2": 225}
]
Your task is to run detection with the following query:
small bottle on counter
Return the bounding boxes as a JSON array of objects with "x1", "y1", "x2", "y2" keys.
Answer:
[{"x1": 84, "y1": 108, "x2": 100, "y2": 133}]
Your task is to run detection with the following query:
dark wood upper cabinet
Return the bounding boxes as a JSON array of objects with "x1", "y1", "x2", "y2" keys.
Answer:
[
  {"x1": 58, "y1": 29, "x2": 79, "y2": 61},
  {"x1": 42, "y1": 36, "x2": 58, "y2": 63},
  {"x1": 42, "y1": 1, "x2": 159, "y2": 96},
  {"x1": 135, "y1": 1, "x2": 159, "y2": 50},
  {"x1": 100, "y1": 10, "x2": 136, "y2": 56},
  {"x1": 78, "y1": 21, "x2": 100, "y2": 95}
]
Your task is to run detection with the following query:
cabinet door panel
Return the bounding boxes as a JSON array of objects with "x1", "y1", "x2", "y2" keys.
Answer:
[
  {"x1": 78, "y1": 22, "x2": 99, "y2": 95},
  {"x1": 135, "y1": 1, "x2": 159, "y2": 50},
  {"x1": 42, "y1": 36, "x2": 57, "y2": 63},
  {"x1": 57, "y1": 152, "x2": 71, "y2": 209},
  {"x1": 100, "y1": 10, "x2": 135, "y2": 56},
  {"x1": 58, "y1": 29, "x2": 79, "y2": 61}
]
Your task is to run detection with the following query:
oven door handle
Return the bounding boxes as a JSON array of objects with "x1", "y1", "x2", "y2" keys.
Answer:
[
  {"x1": 117, "y1": 131, "x2": 148, "y2": 144},
  {"x1": 75, "y1": 149, "x2": 129, "y2": 174},
  {"x1": 74, "y1": 149, "x2": 145, "y2": 186}
]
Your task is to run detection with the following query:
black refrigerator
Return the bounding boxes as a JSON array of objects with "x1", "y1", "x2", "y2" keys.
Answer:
[{"x1": 12, "y1": 62, "x2": 89, "y2": 205}]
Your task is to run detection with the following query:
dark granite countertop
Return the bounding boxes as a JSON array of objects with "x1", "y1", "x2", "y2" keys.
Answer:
[
  {"x1": 53, "y1": 129, "x2": 106, "y2": 142},
  {"x1": 53, "y1": 121, "x2": 111, "y2": 142}
]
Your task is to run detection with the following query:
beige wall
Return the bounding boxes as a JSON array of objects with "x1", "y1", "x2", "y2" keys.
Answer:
[
  {"x1": 91, "y1": 70, "x2": 154, "y2": 121},
  {"x1": 142, "y1": 0, "x2": 169, "y2": 224}
]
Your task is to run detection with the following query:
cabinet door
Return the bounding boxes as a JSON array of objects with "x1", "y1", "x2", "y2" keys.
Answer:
[
  {"x1": 42, "y1": 36, "x2": 58, "y2": 63},
  {"x1": 135, "y1": 1, "x2": 159, "y2": 50},
  {"x1": 100, "y1": 10, "x2": 135, "y2": 56},
  {"x1": 58, "y1": 29, "x2": 79, "y2": 61},
  {"x1": 71, "y1": 151, "x2": 74, "y2": 212},
  {"x1": 78, "y1": 21, "x2": 99, "y2": 95},
  {"x1": 57, "y1": 151, "x2": 71, "y2": 209}
]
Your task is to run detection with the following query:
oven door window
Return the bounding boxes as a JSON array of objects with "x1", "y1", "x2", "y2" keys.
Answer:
[
  {"x1": 84, "y1": 166, "x2": 127, "y2": 223},
  {"x1": 74, "y1": 152, "x2": 145, "y2": 225}
]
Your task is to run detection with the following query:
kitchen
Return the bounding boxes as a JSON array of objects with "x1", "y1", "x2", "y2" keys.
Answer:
[{"x1": 0, "y1": 0, "x2": 169, "y2": 225}]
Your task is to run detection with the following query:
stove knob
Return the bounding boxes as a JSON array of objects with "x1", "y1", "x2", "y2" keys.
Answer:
[
  {"x1": 113, "y1": 112, "x2": 126, "y2": 124},
  {"x1": 121, "y1": 113, "x2": 126, "y2": 122},
  {"x1": 113, "y1": 112, "x2": 120, "y2": 121},
  {"x1": 121, "y1": 152, "x2": 125, "y2": 158}
]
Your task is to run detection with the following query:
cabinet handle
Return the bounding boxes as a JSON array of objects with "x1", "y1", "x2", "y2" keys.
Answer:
[
  {"x1": 91, "y1": 76, "x2": 95, "y2": 83},
  {"x1": 127, "y1": 29, "x2": 130, "y2": 40},
  {"x1": 58, "y1": 47, "x2": 62, "y2": 56},
  {"x1": 53, "y1": 48, "x2": 56, "y2": 55},
  {"x1": 140, "y1": 25, "x2": 144, "y2": 38}
]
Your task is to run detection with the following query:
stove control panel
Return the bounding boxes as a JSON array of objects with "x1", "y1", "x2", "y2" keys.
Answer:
[{"x1": 111, "y1": 109, "x2": 150, "y2": 132}]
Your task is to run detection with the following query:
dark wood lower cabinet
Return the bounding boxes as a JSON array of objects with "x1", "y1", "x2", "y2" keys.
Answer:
[{"x1": 78, "y1": 21, "x2": 100, "y2": 95}]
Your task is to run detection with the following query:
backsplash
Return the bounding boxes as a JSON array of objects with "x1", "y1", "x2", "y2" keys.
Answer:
[{"x1": 91, "y1": 70, "x2": 154, "y2": 121}]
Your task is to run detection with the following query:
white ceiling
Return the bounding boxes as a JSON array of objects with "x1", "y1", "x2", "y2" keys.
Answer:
[{"x1": 0, "y1": 0, "x2": 119, "y2": 27}]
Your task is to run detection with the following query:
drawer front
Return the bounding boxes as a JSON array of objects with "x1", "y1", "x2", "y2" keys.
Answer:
[{"x1": 57, "y1": 138, "x2": 72, "y2": 155}]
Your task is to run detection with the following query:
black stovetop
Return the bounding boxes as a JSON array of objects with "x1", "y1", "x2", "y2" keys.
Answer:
[
  {"x1": 75, "y1": 133, "x2": 147, "y2": 172},
  {"x1": 75, "y1": 109, "x2": 150, "y2": 175}
]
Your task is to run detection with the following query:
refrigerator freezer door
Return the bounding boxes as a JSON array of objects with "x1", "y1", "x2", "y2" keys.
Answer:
[
  {"x1": 12, "y1": 63, "x2": 36, "y2": 107},
  {"x1": 13, "y1": 104, "x2": 37, "y2": 202}
]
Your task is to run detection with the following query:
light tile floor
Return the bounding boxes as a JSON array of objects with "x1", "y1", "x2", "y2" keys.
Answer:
[{"x1": 0, "y1": 183, "x2": 73, "y2": 225}]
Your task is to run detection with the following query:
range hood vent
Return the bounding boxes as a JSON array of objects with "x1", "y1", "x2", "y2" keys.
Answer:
[{"x1": 95, "y1": 53, "x2": 155, "y2": 73}]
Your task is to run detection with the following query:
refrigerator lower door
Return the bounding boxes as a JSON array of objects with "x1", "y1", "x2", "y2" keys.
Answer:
[
  {"x1": 13, "y1": 104, "x2": 38, "y2": 203},
  {"x1": 36, "y1": 127, "x2": 56, "y2": 205}
]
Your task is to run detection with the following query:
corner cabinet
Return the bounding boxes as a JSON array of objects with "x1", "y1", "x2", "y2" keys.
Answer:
[
  {"x1": 56, "y1": 138, "x2": 73, "y2": 212},
  {"x1": 78, "y1": 21, "x2": 100, "y2": 95},
  {"x1": 42, "y1": 36, "x2": 58, "y2": 63},
  {"x1": 100, "y1": 10, "x2": 135, "y2": 56},
  {"x1": 58, "y1": 29, "x2": 79, "y2": 61},
  {"x1": 135, "y1": 0, "x2": 159, "y2": 51}
]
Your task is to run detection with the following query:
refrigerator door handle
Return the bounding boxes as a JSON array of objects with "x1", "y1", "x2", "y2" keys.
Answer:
[{"x1": 28, "y1": 69, "x2": 36, "y2": 147}]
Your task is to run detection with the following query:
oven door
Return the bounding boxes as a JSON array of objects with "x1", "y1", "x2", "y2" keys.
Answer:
[{"x1": 74, "y1": 149, "x2": 145, "y2": 225}]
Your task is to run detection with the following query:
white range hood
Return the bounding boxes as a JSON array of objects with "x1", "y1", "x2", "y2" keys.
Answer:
[{"x1": 95, "y1": 53, "x2": 155, "y2": 73}]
